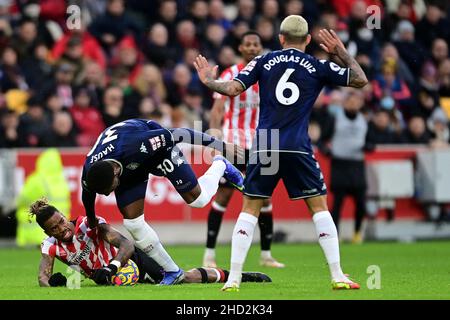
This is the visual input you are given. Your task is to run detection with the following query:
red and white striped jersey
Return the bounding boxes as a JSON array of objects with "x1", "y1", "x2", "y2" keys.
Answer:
[
  {"x1": 213, "y1": 63, "x2": 259, "y2": 149},
  {"x1": 41, "y1": 216, "x2": 117, "y2": 277}
]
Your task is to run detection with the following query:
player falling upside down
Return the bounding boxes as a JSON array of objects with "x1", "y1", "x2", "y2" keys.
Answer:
[
  {"x1": 195, "y1": 15, "x2": 368, "y2": 291},
  {"x1": 205, "y1": 30, "x2": 284, "y2": 269},
  {"x1": 81, "y1": 118, "x2": 245, "y2": 285},
  {"x1": 33, "y1": 199, "x2": 271, "y2": 287}
]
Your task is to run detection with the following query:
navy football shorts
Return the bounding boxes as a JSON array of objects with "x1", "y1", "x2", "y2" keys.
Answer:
[
  {"x1": 114, "y1": 145, "x2": 199, "y2": 208},
  {"x1": 243, "y1": 151, "x2": 327, "y2": 200}
]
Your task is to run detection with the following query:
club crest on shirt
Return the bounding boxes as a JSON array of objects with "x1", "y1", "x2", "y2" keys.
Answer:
[{"x1": 126, "y1": 162, "x2": 140, "y2": 170}]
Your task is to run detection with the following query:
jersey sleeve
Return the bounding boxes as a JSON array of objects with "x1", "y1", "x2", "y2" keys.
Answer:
[
  {"x1": 317, "y1": 59, "x2": 350, "y2": 87},
  {"x1": 234, "y1": 55, "x2": 263, "y2": 90},
  {"x1": 41, "y1": 238, "x2": 56, "y2": 257},
  {"x1": 213, "y1": 69, "x2": 233, "y2": 100}
]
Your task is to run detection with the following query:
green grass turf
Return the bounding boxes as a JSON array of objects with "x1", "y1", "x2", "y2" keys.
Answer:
[{"x1": 0, "y1": 241, "x2": 449, "y2": 300}]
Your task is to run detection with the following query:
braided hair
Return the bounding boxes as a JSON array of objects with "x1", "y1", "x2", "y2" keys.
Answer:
[{"x1": 29, "y1": 198, "x2": 58, "y2": 228}]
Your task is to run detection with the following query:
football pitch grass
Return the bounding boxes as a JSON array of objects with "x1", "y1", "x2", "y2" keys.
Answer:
[{"x1": 1, "y1": 241, "x2": 449, "y2": 300}]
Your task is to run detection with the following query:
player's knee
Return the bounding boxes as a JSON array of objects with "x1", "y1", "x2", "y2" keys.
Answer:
[
  {"x1": 188, "y1": 190, "x2": 210, "y2": 208},
  {"x1": 123, "y1": 214, "x2": 145, "y2": 233}
]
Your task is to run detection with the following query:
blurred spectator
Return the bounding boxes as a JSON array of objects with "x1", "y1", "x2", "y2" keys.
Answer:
[
  {"x1": 283, "y1": 0, "x2": 304, "y2": 17},
  {"x1": 166, "y1": 63, "x2": 194, "y2": 107},
  {"x1": 415, "y1": 2, "x2": 450, "y2": 49},
  {"x1": 189, "y1": 0, "x2": 209, "y2": 38},
  {"x1": 101, "y1": 86, "x2": 125, "y2": 127},
  {"x1": 310, "y1": 90, "x2": 334, "y2": 146},
  {"x1": 202, "y1": 23, "x2": 227, "y2": 61},
  {"x1": 428, "y1": 107, "x2": 450, "y2": 147},
  {"x1": 17, "y1": 96, "x2": 51, "y2": 147},
  {"x1": 41, "y1": 111, "x2": 77, "y2": 147},
  {"x1": 379, "y1": 42, "x2": 414, "y2": 88},
  {"x1": 224, "y1": 19, "x2": 250, "y2": 52},
  {"x1": 20, "y1": 42, "x2": 53, "y2": 92},
  {"x1": 51, "y1": 27, "x2": 107, "y2": 71},
  {"x1": 88, "y1": 0, "x2": 141, "y2": 56},
  {"x1": 383, "y1": 0, "x2": 423, "y2": 41},
  {"x1": 174, "y1": 87, "x2": 207, "y2": 130},
  {"x1": 143, "y1": 23, "x2": 176, "y2": 69},
  {"x1": 155, "y1": 0, "x2": 178, "y2": 40},
  {"x1": 69, "y1": 87, "x2": 105, "y2": 147},
  {"x1": 0, "y1": 109, "x2": 20, "y2": 147},
  {"x1": 348, "y1": 0, "x2": 379, "y2": 60},
  {"x1": 320, "y1": 89, "x2": 373, "y2": 243},
  {"x1": 40, "y1": 63, "x2": 75, "y2": 108},
  {"x1": 235, "y1": 0, "x2": 257, "y2": 28},
  {"x1": 372, "y1": 57, "x2": 412, "y2": 114},
  {"x1": 430, "y1": 38, "x2": 449, "y2": 69},
  {"x1": 10, "y1": 18, "x2": 39, "y2": 62},
  {"x1": 331, "y1": 0, "x2": 383, "y2": 19},
  {"x1": 209, "y1": 0, "x2": 232, "y2": 31},
  {"x1": 366, "y1": 108, "x2": 403, "y2": 144},
  {"x1": 255, "y1": 17, "x2": 280, "y2": 51},
  {"x1": 401, "y1": 115, "x2": 432, "y2": 144},
  {"x1": 44, "y1": 93, "x2": 65, "y2": 119},
  {"x1": 133, "y1": 64, "x2": 167, "y2": 105},
  {"x1": 260, "y1": 0, "x2": 281, "y2": 34},
  {"x1": 217, "y1": 46, "x2": 237, "y2": 72},
  {"x1": 392, "y1": 20, "x2": 427, "y2": 76},
  {"x1": 413, "y1": 61, "x2": 440, "y2": 119},
  {"x1": 79, "y1": 61, "x2": 106, "y2": 109},
  {"x1": 110, "y1": 35, "x2": 144, "y2": 85},
  {"x1": 175, "y1": 20, "x2": 201, "y2": 60},
  {"x1": 0, "y1": 46, "x2": 29, "y2": 92}
]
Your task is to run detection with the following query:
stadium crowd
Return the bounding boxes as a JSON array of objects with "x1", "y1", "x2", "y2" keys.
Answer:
[{"x1": 0, "y1": 0, "x2": 449, "y2": 150}]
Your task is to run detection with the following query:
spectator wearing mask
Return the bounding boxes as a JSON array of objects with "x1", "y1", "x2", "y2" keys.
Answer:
[{"x1": 428, "y1": 107, "x2": 450, "y2": 148}]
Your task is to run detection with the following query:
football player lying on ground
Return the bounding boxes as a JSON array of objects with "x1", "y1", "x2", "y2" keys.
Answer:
[{"x1": 32, "y1": 199, "x2": 271, "y2": 287}]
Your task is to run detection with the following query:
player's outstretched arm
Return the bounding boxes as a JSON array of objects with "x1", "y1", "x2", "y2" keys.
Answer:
[
  {"x1": 81, "y1": 189, "x2": 98, "y2": 228},
  {"x1": 98, "y1": 223, "x2": 134, "y2": 267},
  {"x1": 318, "y1": 29, "x2": 368, "y2": 88},
  {"x1": 194, "y1": 55, "x2": 245, "y2": 97},
  {"x1": 90, "y1": 224, "x2": 135, "y2": 285},
  {"x1": 38, "y1": 253, "x2": 60, "y2": 287},
  {"x1": 169, "y1": 127, "x2": 245, "y2": 161}
]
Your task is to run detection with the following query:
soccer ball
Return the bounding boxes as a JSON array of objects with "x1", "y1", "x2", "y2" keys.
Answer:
[{"x1": 111, "y1": 259, "x2": 140, "y2": 286}]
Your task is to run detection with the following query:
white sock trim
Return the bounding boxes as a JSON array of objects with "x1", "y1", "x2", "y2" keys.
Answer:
[
  {"x1": 260, "y1": 204, "x2": 273, "y2": 213},
  {"x1": 312, "y1": 210, "x2": 331, "y2": 222},
  {"x1": 212, "y1": 201, "x2": 227, "y2": 212},
  {"x1": 238, "y1": 212, "x2": 258, "y2": 225},
  {"x1": 212, "y1": 268, "x2": 221, "y2": 283}
]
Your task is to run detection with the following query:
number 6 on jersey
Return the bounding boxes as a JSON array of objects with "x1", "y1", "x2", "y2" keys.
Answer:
[{"x1": 275, "y1": 68, "x2": 300, "y2": 106}]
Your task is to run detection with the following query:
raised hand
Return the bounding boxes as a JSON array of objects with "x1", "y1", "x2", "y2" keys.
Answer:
[
  {"x1": 194, "y1": 55, "x2": 219, "y2": 85},
  {"x1": 318, "y1": 29, "x2": 346, "y2": 55}
]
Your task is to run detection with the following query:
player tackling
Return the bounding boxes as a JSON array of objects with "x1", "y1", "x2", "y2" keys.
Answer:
[
  {"x1": 81, "y1": 119, "x2": 244, "y2": 285},
  {"x1": 33, "y1": 199, "x2": 270, "y2": 287},
  {"x1": 194, "y1": 15, "x2": 368, "y2": 291}
]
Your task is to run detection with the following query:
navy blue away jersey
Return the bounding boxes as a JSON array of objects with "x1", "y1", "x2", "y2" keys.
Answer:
[
  {"x1": 234, "y1": 48, "x2": 350, "y2": 153},
  {"x1": 81, "y1": 119, "x2": 174, "y2": 190}
]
